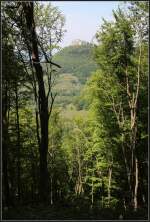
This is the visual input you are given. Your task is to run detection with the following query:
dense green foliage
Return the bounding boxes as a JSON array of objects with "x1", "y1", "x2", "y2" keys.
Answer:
[{"x1": 2, "y1": 1, "x2": 148, "y2": 220}]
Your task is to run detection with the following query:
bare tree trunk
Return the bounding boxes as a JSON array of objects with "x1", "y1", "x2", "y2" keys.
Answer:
[
  {"x1": 108, "y1": 167, "x2": 112, "y2": 207},
  {"x1": 75, "y1": 146, "x2": 83, "y2": 195},
  {"x1": 2, "y1": 85, "x2": 11, "y2": 206},
  {"x1": 2, "y1": 82, "x2": 11, "y2": 206},
  {"x1": 15, "y1": 83, "x2": 21, "y2": 201},
  {"x1": 32, "y1": 70, "x2": 41, "y2": 149},
  {"x1": 134, "y1": 157, "x2": 139, "y2": 211},
  {"x1": 125, "y1": 35, "x2": 141, "y2": 207},
  {"x1": 22, "y1": 2, "x2": 49, "y2": 202},
  {"x1": 78, "y1": 147, "x2": 82, "y2": 195}
]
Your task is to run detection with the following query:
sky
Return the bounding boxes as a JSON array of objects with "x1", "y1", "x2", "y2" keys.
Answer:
[{"x1": 44, "y1": 1, "x2": 122, "y2": 47}]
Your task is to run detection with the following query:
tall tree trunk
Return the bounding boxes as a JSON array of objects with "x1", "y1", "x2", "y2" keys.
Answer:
[
  {"x1": 130, "y1": 111, "x2": 139, "y2": 208},
  {"x1": 33, "y1": 70, "x2": 41, "y2": 149},
  {"x1": 125, "y1": 37, "x2": 141, "y2": 207},
  {"x1": 2, "y1": 84, "x2": 12, "y2": 206},
  {"x1": 75, "y1": 146, "x2": 83, "y2": 195},
  {"x1": 2, "y1": 94, "x2": 10, "y2": 206},
  {"x1": 78, "y1": 147, "x2": 82, "y2": 195},
  {"x1": 108, "y1": 166, "x2": 112, "y2": 207},
  {"x1": 134, "y1": 157, "x2": 139, "y2": 211},
  {"x1": 22, "y1": 2, "x2": 49, "y2": 202},
  {"x1": 15, "y1": 83, "x2": 21, "y2": 201}
]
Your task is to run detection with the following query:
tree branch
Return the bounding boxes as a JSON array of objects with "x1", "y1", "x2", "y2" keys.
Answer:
[{"x1": 48, "y1": 92, "x2": 57, "y2": 119}]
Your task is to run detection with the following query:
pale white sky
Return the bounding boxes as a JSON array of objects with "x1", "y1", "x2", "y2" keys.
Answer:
[{"x1": 43, "y1": 1, "x2": 124, "y2": 47}]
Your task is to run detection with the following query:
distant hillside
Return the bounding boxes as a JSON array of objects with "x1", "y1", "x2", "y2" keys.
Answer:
[
  {"x1": 52, "y1": 41, "x2": 97, "y2": 110},
  {"x1": 54, "y1": 73, "x2": 82, "y2": 108},
  {"x1": 54, "y1": 41, "x2": 97, "y2": 84}
]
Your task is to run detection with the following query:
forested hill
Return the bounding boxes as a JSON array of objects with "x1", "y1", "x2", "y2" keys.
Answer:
[
  {"x1": 54, "y1": 41, "x2": 97, "y2": 84},
  {"x1": 53, "y1": 41, "x2": 97, "y2": 108}
]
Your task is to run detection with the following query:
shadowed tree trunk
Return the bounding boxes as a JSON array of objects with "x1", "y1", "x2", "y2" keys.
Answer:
[
  {"x1": 134, "y1": 157, "x2": 139, "y2": 210},
  {"x1": 22, "y1": 2, "x2": 49, "y2": 202},
  {"x1": 2, "y1": 83, "x2": 10, "y2": 206},
  {"x1": 15, "y1": 82, "x2": 21, "y2": 201}
]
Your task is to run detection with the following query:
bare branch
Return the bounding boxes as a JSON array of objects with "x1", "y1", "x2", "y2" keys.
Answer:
[
  {"x1": 134, "y1": 41, "x2": 142, "y2": 108},
  {"x1": 48, "y1": 92, "x2": 57, "y2": 119},
  {"x1": 37, "y1": 38, "x2": 61, "y2": 68}
]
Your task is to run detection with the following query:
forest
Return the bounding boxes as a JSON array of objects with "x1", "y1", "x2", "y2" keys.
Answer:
[{"x1": 2, "y1": 1, "x2": 149, "y2": 220}]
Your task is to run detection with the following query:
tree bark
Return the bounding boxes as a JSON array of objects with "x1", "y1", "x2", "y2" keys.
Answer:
[
  {"x1": 132, "y1": 41, "x2": 141, "y2": 210},
  {"x1": 22, "y1": 2, "x2": 49, "y2": 202},
  {"x1": 108, "y1": 166, "x2": 112, "y2": 207},
  {"x1": 134, "y1": 157, "x2": 138, "y2": 211},
  {"x1": 75, "y1": 146, "x2": 83, "y2": 195},
  {"x1": 2, "y1": 84, "x2": 10, "y2": 206},
  {"x1": 125, "y1": 38, "x2": 141, "y2": 208},
  {"x1": 15, "y1": 83, "x2": 21, "y2": 201}
]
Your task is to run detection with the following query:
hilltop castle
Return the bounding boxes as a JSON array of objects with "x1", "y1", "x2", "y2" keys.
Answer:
[{"x1": 71, "y1": 39, "x2": 89, "y2": 46}]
